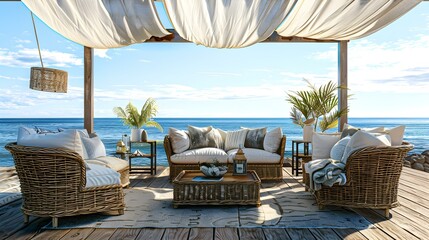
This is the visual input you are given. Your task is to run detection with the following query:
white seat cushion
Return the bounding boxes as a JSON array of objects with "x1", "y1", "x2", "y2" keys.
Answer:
[
  {"x1": 227, "y1": 148, "x2": 281, "y2": 164},
  {"x1": 170, "y1": 147, "x2": 228, "y2": 164},
  {"x1": 86, "y1": 164, "x2": 121, "y2": 188},
  {"x1": 86, "y1": 156, "x2": 129, "y2": 172}
]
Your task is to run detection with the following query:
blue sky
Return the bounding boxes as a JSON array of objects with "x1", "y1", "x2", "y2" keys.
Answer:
[{"x1": 0, "y1": 2, "x2": 428, "y2": 118}]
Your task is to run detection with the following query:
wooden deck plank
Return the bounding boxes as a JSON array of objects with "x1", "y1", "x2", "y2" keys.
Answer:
[
  {"x1": 108, "y1": 228, "x2": 142, "y2": 240},
  {"x1": 59, "y1": 228, "x2": 94, "y2": 240},
  {"x1": 5, "y1": 217, "x2": 50, "y2": 240},
  {"x1": 135, "y1": 228, "x2": 165, "y2": 240},
  {"x1": 30, "y1": 229, "x2": 70, "y2": 240},
  {"x1": 286, "y1": 228, "x2": 316, "y2": 240},
  {"x1": 214, "y1": 228, "x2": 238, "y2": 240},
  {"x1": 238, "y1": 228, "x2": 265, "y2": 240},
  {"x1": 384, "y1": 209, "x2": 429, "y2": 240},
  {"x1": 188, "y1": 228, "x2": 213, "y2": 240},
  {"x1": 148, "y1": 168, "x2": 170, "y2": 189},
  {"x1": 332, "y1": 229, "x2": 368, "y2": 240},
  {"x1": 308, "y1": 228, "x2": 342, "y2": 240},
  {"x1": 162, "y1": 228, "x2": 189, "y2": 240},
  {"x1": 358, "y1": 227, "x2": 394, "y2": 240},
  {"x1": 352, "y1": 208, "x2": 419, "y2": 240},
  {"x1": 263, "y1": 228, "x2": 291, "y2": 240},
  {"x1": 84, "y1": 228, "x2": 116, "y2": 240},
  {"x1": 0, "y1": 209, "x2": 33, "y2": 239},
  {"x1": 398, "y1": 188, "x2": 429, "y2": 208}
]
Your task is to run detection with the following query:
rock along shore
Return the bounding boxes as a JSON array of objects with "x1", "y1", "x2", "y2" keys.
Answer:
[{"x1": 404, "y1": 150, "x2": 429, "y2": 173}]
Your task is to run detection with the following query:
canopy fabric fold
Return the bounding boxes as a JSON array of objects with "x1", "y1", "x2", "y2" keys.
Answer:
[
  {"x1": 163, "y1": 0, "x2": 295, "y2": 48},
  {"x1": 22, "y1": 0, "x2": 170, "y2": 49},
  {"x1": 276, "y1": 0, "x2": 422, "y2": 40}
]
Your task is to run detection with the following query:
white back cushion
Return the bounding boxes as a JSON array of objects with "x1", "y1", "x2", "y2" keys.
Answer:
[
  {"x1": 386, "y1": 125, "x2": 405, "y2": 146},
  {"x1": 17, "y1": 129, "x2": 85, "y2": 158},
  {"x1": 312, "y1": 133, "x2": 341, "y2": 160},
  {"x1": 224, "y1": 129, "x2": 248, "y2": 151},
  {"x1": 81, "y1": 136, "x2": 106, "y2": 159},
  {"x1": 341, "y1": 130, "x2": 391, "y2": 164},
  {"x1": 263, "y1": 127, "x2": 283, "y2": 153},
  {"x1": 168, "y1": 127, "x2": 190, "y2": 154},
  {"x1": 330, "y1": 136, "x2": 351, "y2": 161}
]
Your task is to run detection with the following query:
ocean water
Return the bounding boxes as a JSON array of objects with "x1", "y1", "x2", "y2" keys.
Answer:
[{"x1": 0, "y1": 118, "x2": 428, "y2": 167}]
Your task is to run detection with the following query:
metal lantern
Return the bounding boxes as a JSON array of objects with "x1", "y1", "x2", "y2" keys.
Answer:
[
  {"x1": 30, "y1": 67, "x2": 68, "y2": 93},
  {"x1": 116, "y1": 140, "x2": 126, "y2": 153},
  {"x1": 233, "y1": 146, "x2": 247, "y2": 175}
]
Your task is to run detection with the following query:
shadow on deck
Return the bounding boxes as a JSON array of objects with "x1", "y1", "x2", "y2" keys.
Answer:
[{"x1": 0, "y1": 166, "x2": 428, "y2": 240}]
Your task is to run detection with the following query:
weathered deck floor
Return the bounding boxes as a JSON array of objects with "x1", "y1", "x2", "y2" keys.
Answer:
[{"x1": 0, "y1": 166, "x2": 428, "y2": 240}]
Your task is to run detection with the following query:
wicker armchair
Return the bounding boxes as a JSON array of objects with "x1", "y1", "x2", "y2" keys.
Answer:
[
  {"x1": 5, "y1": 143, "x2": 125, "y2": 228},
  {"x1": 312, "y1": 143, "x2": 413, "y2": 218},
  {"x1": 164, "y1": 135, "x2": 286, "y2": 181}
]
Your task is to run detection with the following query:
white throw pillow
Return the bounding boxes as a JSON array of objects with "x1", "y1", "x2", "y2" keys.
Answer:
[
  {"x1": 224, "y1": 129, "x2": 248, "y2": 151},
  {"x1": 263, "y1": 127, "x2": 283, "y2": 153},
  {"x1": 312, "y1": 133, "x2": 341, "y2": 160},
  {"x1": 17, "y1": 127, "x2": 37, "y2": 140},
  {"x1": 81, "y1": 136, "x2": 107, "y2": 159},
  {"x1": 217, "y1": 128, "x2": 227, "y2": 149},
  {"x1": 341, "y1": 130, "x2": 391, "y2": 164},
  {"x1": 385, "y1": 125, "x2": 405, "y2": 146},
  {"x1": 17, "y1": 129, "x2": 85, "y2": 158},
  {"x1": 168, "y1": 127, "x2": 190, "y2": 154},
  {"x1": 330, "y1": 136, "x2": 351, "y2": 161}
]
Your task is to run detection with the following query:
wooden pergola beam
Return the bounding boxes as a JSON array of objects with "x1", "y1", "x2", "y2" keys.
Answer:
[
  {"x1": 84, "y1": 46, "x2": 94, "y2": 134},
  {"x1": 338, "y1": 41, "x2": 348, "y2": 131}
]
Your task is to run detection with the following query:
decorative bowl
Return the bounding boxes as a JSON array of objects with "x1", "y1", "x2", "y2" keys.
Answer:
[{"x1": 200, "y1": 165, "x2": 228, "y2": 177}]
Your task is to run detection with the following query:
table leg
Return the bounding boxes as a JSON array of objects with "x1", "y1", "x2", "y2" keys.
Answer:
[
  {"x1": 292, "y1": 142, "x2": 295, "y2": 175},
  {"x1": 154, "y1": 141, "x2": 157, "y2": 175}
]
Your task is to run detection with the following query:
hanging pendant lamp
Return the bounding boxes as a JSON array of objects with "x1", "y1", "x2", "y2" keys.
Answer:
[{"x1": 29, "y1": 12, "x2": 68, "y2": 93}]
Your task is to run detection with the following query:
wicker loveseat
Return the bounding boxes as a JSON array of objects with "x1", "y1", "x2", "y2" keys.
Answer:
[
  {"x1": 164, "y1": 135, "x2": 286, "y2": 181},
  {"x1": 5, "y1": 143, "x2": 125, "y2": 227},
  {"x1": 312, "y1": 143, "x2": 413, "y2": 217}
]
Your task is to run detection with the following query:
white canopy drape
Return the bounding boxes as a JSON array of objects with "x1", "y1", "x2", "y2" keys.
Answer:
[
  {"x1": 276, "y1": 0, "x2": 422, "y2": 40},
  {"x1": 163, "y1": 0, "x2": 295, "y2": 48},
  {"x1": 23, "y1": 0, "x2": 170, "y2": 49}
]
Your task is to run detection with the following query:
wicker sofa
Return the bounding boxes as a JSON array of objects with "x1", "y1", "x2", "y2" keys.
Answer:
[
  {"x1": 5, "y1": 143, "x2": 125, "y2": 227},
  {"x1": 311, "y1": 143, "x2": 413, "y2": 217},
  {"x1": 164, "y1": 135, "x2": 286, "y2": 181}
]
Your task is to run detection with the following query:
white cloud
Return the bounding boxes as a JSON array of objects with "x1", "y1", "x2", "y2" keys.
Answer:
[
  {"x1": 0, "y1": 48, "x2": 82, "y2": 68},
  {"x1": 197, "y1": 71, "x2": 242, "y2": 77},
  {"x1": 15, "y1": 39, "x2": 31, "y2": 44},
  {"x1": 314, "y1": 35, "x2": 429, "y2": 93},
  {"x1": 0, "y1": 75, "x2": 27, "y2": 81},
  {"x1": 139, "y1": 59, "x2": 151, "y2": 63},
  {"x1": 94, "y1": 49, "x2": 111, "y2": 59}
]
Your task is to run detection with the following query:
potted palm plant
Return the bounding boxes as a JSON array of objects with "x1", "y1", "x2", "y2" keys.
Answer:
[
  {"x1": 286, "y1": 79, "x2": 348, "y2": 140},
  {"x1": 113, "y1": 98, "x2": 163, "y2": 142}
]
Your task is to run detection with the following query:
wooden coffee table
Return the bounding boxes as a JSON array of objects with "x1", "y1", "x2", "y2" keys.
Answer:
[{"x1": 172, "y1": 170, "x2": 261, "y2": 208}]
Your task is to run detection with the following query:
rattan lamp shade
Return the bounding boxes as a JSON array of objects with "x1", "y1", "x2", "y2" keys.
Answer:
[{"x1": 30, "y1": 67, "x2": 68, "y2": 93}]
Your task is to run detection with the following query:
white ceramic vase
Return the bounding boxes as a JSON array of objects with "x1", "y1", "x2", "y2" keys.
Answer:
[
  {"x1": 131, "y1": 129, "x2": 144, "y2": 142},
  {"x1": 303, "y1": 124, "x2": 313, "y2": 142}
]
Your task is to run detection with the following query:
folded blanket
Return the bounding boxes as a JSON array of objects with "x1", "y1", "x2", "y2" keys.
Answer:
[{"x1": 304, "y1": 159, "x2": 347, "y2": 191}]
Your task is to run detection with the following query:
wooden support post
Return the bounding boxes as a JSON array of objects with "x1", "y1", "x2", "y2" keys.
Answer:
[
  {"x1": 338, "y1": 41, "x2": 348, "y2": 132},
  {"x1": 84, "y1": 46, "x2": 94, "y2": 134}
]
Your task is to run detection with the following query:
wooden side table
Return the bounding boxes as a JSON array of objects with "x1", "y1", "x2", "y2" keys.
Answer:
[
  {"x1": 291, "y1": 140, "x2": 312, "y2": 176},
  {"x1": 117, "y1": 140, "x2": 157, "y2": 175}
]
